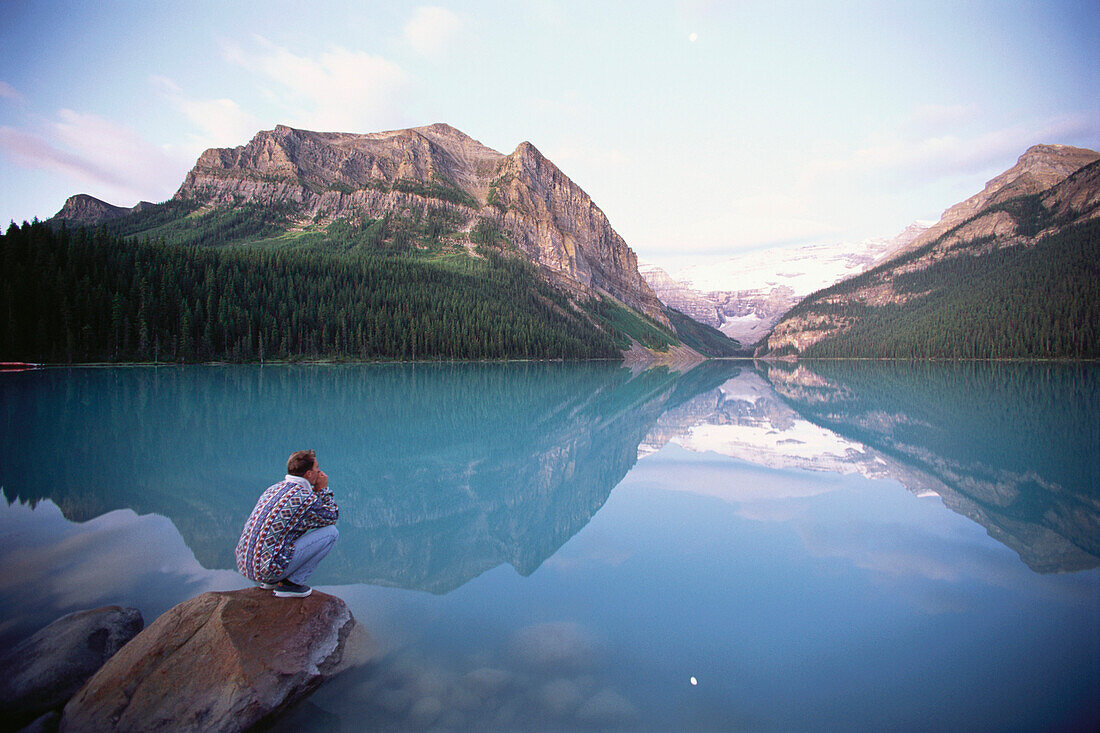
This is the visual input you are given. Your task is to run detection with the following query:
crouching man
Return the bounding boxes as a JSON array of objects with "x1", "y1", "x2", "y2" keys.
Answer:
[{"x1": 236, "y1": 449, "x2": 339, "y2": 598}]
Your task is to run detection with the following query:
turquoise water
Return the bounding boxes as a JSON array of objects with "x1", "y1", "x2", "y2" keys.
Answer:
[{"x1": 2, "y1": 361, "x2": 1098, "y2": 730}]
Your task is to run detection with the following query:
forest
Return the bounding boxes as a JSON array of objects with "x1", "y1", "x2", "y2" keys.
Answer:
[
  {"x1": 793, "y1": 215, "x2": 1099, "y2": 359},
  {"x1": 1, "y1": 221, "x2": 634, "y2": 363}
]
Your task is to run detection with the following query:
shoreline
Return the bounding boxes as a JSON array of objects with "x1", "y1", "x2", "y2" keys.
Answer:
[{"x1": 6, "y1": 355, "x2": 1099, "y2": 369}]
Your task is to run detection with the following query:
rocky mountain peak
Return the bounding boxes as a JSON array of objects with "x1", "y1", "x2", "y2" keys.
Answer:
[
  {"x1": 891, "y1": 143, "x2": 1100, "y2": 259},
  {"x1": 52, "y1": 194, "x2": 130, "y2": 225},
  {"x1": 491, "y1": 139, "x2": 667, "y2": 323},
  {"x1": 761, "y1": 143, "x2": 1100, "y2": 358},
  {"x1": 172, "y1": 123, "x2": 667, "y2": 325}
]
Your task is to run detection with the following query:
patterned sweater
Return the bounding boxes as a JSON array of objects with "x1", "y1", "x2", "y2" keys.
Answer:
[{"x1": 235, "y1": 475, "x2": 339, "y2": 583}]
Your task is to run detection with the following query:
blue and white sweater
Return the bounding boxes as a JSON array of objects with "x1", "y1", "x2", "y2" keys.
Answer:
[{"x1": 235, "y1": 475, "x2": 339, "y2": 583}]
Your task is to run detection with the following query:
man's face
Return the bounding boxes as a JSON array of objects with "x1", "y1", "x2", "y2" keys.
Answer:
[{"x1": 305, "y1": 460, "x2": 320, "y2": 485}]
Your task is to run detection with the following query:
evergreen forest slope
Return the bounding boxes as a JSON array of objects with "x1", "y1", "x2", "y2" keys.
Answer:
[
  {"x1": 760, "y1": 147, "x2": 1100, "y2": 359},
  {"x1": 8, "y1": 122, "x2": 743, "y2": 363},
  {"x1": 1, "y1": 221, "x2": 739, "y2": 363}
]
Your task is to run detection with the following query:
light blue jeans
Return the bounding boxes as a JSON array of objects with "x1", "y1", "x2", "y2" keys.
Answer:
[{"x1": 279, "y1": 525, "x2": 339, "y2": 585}]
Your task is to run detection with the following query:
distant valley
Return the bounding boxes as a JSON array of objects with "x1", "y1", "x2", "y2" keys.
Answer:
[{"x1": 640, "y1": 221, "x2": 929, "y2": 346}]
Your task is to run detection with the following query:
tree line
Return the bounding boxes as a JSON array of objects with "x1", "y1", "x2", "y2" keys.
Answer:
[
  {"x1": 1, "y1": 221, "x2": 624, "y2": 363},
  {"x1": 799, "y1": 217, "x2": 1099, "y2": 359}
]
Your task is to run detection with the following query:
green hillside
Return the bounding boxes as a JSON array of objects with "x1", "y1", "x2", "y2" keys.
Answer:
[
  {"x1": 771, "y1": 199, "x2": 1099, "y2": 359},
  {"x1": 2, "y1": 221, "x2": 624, "y2": 362},
  {"x1": 2, "y1": 217, "x2": 729, "y2": 363},
  {"x1": 662, "y1": 306, "x2": 746, "y2": 357}
]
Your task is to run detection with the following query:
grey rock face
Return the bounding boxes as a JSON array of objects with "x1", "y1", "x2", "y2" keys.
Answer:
[
  {"x1": 890, "y1": 144, "x2": 1100, "y2": 261},
  {"x1": 174, "y1": 123, "x2": 668, "y2": 326},
  {"x1": 59, "y1": 588, "x2": 363, "y2": 733},
  {"x1": 50, "y1": 195, "x2": 132, "y2": 226},
  {"x1": 0, "y1": 606, "x2": 143, "y2": 731}
]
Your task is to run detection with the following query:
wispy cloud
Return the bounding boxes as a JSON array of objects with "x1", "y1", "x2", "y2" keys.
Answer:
[
  {"x1": 0, "y1": 109, "x2": 188, "y2": 206},
  {"x1": 906, "y1": 103, "x2": 980, "y2": 135},
  {"x1": 403, "y1": 6, "x2": 465, "y2": 57},
  {"x1": 800, "y1": 112, "x2": 1100, "y2": 189},
  {"x1": 0, "y1": 81, "x2": 23, "y2": 102},
  {"x1": 151, "y1": 75, "x2": 260, "y2": 155},
  {"x1": 223, "y1": 35, "x2": 409, "y2": 133}
]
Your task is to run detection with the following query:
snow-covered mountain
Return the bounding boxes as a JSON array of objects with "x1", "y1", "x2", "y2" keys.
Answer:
[{"x1": 641, "y1": 221, "x2": 930, "y2": 346}]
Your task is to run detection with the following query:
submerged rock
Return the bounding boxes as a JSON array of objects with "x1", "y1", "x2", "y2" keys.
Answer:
[
  {"x1": 59, "y1": 588, "x2": 363, "y2": 732},
  {"x1": 0, "y1": 605, "x2": 143, "y2": 731}
]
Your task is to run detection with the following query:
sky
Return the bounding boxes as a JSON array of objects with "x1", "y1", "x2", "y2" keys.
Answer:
[{"x1": 1, "y1": 0, "x2": 1097, "y2": 271}]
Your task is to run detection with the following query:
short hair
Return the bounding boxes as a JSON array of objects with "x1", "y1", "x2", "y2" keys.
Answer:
[{"x1": 287, "y1": 449, "x2": 316, "y2": 477}]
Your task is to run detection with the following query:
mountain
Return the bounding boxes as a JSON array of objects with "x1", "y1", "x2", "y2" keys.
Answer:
[
  {"x1": 172, "y1": 123, "x2": 667, "y2": 324},
  {"x1": 760, "y1": 144, "x2": 1100, "y2": 358},
  {"x1": 24, "y1": 123, "x2": 741, "y2": 362},
  {"x1": 892, "y1": 144, "x2": 1100, "y2": 259},
  {"x1": 640, "y1": 222, "x2": 927, "y2": 346},
  {"x1": 51, "y1": 194, "x2": 140, "y2": 226}
]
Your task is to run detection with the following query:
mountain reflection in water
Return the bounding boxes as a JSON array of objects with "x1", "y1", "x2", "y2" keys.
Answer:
[
  {"x1": 1, "y1": 362, "x2": 737, "y2": 592},
  {"x1": 758, "y1": 360, "x2": 1100, "y2": 573},
  {"x1": 3, "y1": 359, "x2": 1097, "y2": 595}
]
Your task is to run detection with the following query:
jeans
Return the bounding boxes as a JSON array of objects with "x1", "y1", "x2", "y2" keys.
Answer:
[{"x1": 280, "y1": 525, "x2": 339, "y2": 585}]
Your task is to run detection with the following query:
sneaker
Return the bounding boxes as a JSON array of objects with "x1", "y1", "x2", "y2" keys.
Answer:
[
  {"x1": 272, "y1": 580, "x2": 312, "y2": 598},
  {"x1": 258, "y1": 582, "x2": 276, "y2": 590}
]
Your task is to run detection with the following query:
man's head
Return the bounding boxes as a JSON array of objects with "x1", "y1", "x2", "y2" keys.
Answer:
[{"x1": 287, "y1": 449, "x2": 318, "y2": 480}]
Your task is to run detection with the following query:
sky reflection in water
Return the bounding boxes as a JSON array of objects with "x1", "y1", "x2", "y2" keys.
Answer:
[{"x1": 1, "y1": 362, "x2": 1097, "y2": 730}]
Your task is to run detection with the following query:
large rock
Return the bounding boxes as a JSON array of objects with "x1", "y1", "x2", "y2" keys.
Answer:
[
  {"x1": 59, "y1": 588, "x2": 363, "y2": 733},
  {"x1": 0, "y1": 605, "x2": 143, "y2": 732}
]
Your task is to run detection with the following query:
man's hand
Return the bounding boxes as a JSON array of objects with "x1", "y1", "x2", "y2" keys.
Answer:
[{"x1": 313, "y1": 469, "x2": 329, "y2": 492}]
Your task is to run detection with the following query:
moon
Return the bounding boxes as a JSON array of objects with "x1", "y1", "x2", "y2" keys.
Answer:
[{"x1": 689, "y1": 32, "x2": 699, "y2": 43}]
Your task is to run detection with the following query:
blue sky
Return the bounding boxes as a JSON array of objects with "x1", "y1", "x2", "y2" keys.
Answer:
[{"x1": 1, "y1": 0, "x2": 1097, "y2": 268}]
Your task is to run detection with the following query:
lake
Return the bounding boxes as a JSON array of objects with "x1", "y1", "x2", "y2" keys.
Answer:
[{"x1": 2, "y1": 361, "x2": 1098, "y2": 730}]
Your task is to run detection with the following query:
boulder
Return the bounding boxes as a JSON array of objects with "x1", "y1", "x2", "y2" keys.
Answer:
[
  {"x1": 0, "y1": 606, "x2": 143, "y2": 731},
  {"x1": 59, "y1": 588, "x2": 363, "y2": 732}
]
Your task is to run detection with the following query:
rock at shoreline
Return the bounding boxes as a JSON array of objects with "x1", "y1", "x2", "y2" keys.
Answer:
[
  {"x1": 59, "y1": 588, "x2": 363, "y2": 732},
  {"x1": 0, "y1": 606, "x2": 143, "y2": 731}
]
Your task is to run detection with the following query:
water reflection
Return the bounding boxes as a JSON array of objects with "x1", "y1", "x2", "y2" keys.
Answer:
[
  {"x1": 758, "y1": 361, "x2": 1100, "y2": 573},
  {"x1": 3, "y1": 361, "x2": 1098, "y2": 589},
  {"x1": 1, "y1": 362, "x2": 737, "y2": 592},
  {"x1": 3, "y1": 361, "x2": 1098, "y2": 728}
]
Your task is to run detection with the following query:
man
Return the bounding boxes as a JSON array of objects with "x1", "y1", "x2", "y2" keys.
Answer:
[{"x1": 236, "y1": 449, "x2": 339, "y2": 598}]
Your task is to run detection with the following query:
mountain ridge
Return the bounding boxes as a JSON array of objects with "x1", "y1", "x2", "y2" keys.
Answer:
[
  {"x1": 33, "y1": 123, "x2": 746, "y2": 362},
  {"x1": 641, "y1": 221, "x2": 928, "y2": 346},
  {"x1": 760, "y1": 144, "x2": 1100, "y2": 358},
  {"x1": 886, "y1": 144, "x2": 1100, "y2": 261},
  {"x1": 166, "y1": 123, "x2": 669, "y2": 326}
]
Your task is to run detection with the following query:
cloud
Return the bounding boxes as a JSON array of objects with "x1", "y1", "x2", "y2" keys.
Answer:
[
  {"x1": 223, "y1": 35, "x2": 409, "y2": 133},
  {"x1": 907, "y1": 103, "x2": 979, "y2": 134},
  {"x1": 0, "y1": 81, "x2": 23, "y2": 102},
  {"x1": 800, "y1": 113, "x2": 1100, "y2": 190},
  {"x1": 0, "y1": 109, "x2": 188, "y2": 206},
  {"x1": 799, "y1": 520, "x2": 1018, "y2": 588},
  {"x1": 151, "y1": 76, "x2": 260, "y2": 154},
  {"x1": 0, "y1": 499, "x2": 246, "y2": 640},
  {"x1": 404, "y1": 6, "x2": 465, "y2": 57}
]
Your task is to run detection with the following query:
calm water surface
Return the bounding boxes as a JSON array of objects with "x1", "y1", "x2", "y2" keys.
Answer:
[{"x1": 2, "y1": 361, "x2": 1098, "y2": 730}]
